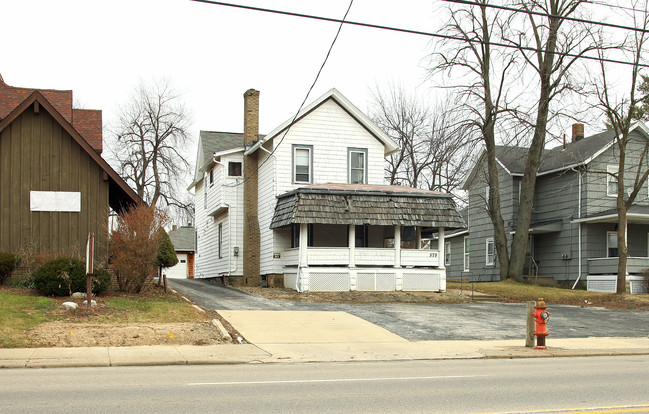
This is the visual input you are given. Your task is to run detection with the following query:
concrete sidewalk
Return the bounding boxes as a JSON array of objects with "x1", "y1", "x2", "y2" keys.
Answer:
[{"x1": 2, "y1": 310, "x2": 648, "y2": 368}]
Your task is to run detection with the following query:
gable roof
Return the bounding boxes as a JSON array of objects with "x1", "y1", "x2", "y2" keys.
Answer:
[
  {"x1": 463, "y1": 123, "x2": 649, "y2": 188},
  {"x1": 244, "y1": 88, "x2": 399, "y2": 157},
  {"x1": 0, "y1": 76, "x2": 103, "y2": 153},
  {"x1": 169, "y1": 226, "x2": 195, "y2": 252},
  {"x1": 0, "y1": 90, "x2": 141, "y2": 210}
]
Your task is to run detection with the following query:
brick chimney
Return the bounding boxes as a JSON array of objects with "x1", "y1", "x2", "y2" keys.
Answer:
[
  {"x1": 572, "y1": 123, "x2": 584, "y2": 142},
  {"x1": 243, "y1": 89, "x2": 261, "y2": 286}
]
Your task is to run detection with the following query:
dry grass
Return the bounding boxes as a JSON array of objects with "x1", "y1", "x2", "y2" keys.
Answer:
[
  {"x1": 0, "y1": 286, "x2": 212, "y2": 348},
  {"x1": 448, "y1": 280, "x2": 649, "y2": 310}
]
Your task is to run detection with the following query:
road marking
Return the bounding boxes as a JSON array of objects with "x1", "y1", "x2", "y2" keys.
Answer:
[
  {"x1": 188, "y1": 374, "x2": 491, "y2": 386},
  {"x1": 477, "y1": 404, "x2": 649, "y2": 414}
]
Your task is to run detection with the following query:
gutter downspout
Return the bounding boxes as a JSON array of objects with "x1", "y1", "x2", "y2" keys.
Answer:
[{"x1": 572, "y1": 168, "x2": 583, "y2": 289}]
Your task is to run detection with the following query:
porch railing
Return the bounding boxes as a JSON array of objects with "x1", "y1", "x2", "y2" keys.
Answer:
[
  {"x1": 283, "y1": 247, "x2": 440, "y2": 268},
  {"x1": 587, "y1": 257, "x2": 649, "y2": 275}
]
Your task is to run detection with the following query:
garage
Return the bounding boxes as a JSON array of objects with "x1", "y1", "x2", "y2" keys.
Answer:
[{"x1": 166, "y1": 253, "x2": 188, "y2": 279}]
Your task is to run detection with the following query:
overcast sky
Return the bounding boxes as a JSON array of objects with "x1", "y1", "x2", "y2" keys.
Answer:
[{"x1": 1, "y1": 0, "x2": 441, "y2": 146}]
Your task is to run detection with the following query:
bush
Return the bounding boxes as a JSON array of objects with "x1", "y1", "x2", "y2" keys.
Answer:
[
  {"x1": 33, "y1": 257, "x2": 111, "y2": 296},
  {"x1": 110, "y1": 206, "x2": 167, "y2": 293},
  {"x1": 0, "y1": 252, "x2": 22, "y2": 284}
]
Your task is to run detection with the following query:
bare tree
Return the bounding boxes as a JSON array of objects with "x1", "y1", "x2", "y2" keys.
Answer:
[
  {"x1": 371, "y1": 84, "x2": 475, "y2": 194},
  {"x1": 593, "y1": 1, "x2": 649, "y2": 293},
  {"x1": 108, "y1": 79, "x2": 193, "y2": 216},
  {"x1": 433, "y1": 0, "x2": 597, "y2": 281}
]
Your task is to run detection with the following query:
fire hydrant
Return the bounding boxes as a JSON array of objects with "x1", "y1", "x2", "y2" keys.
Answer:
[{"x1": 531, "y1": 298, "x2": 550, "y2": 349}]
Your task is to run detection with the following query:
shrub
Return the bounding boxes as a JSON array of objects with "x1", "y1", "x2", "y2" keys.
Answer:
[
  {"x1": 110, "y1": 206, "x2": 167, "y2": 293},
  {"x1": 0, "y1": 252, "x2": 21, "y2": 284},
  {"x1": 33, "y1": 257, "x2": 111, "y2": 296},
  {"x1": 156, "y1": 229, "x2": 179, "y2": 268}
]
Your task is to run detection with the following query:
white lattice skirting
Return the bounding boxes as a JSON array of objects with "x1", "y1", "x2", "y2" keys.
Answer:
[{"x1": 286, "y1": 267, "x2": 446, "y2": 292}]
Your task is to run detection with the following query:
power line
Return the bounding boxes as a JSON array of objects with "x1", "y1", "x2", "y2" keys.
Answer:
[
  {"x1": 190, "y1": 0, "x2": 649, "y2": 68},
  {"x1": 443, "y1": 0, "x2": 649, "y2": 34},
  {"x1": 218, "y1": 0, "x2": 354, "y2": 188}
]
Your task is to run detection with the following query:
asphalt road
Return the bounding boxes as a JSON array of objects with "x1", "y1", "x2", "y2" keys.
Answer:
[
  {"x1": 2, "y1": 356, "x2": 649, "y2": 413},
  {"x1": 170, "y1": 279, "x2": 649, "y2": 341}
]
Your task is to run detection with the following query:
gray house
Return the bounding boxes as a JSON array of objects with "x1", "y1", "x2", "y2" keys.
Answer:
[{"x1": 447, "y1": 123, "x2": 649, "y2": 293}]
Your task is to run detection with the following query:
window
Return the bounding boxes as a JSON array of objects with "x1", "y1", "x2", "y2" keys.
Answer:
[
  {"x1": 228, "y1": 162, "x2": 242, "y2": 177},
  {"x1": 445, "y1": 241, "x2": 451, "y2": 266},
  {"x1": 218, "y1": 223, "x2": 223, "y2": 259},
  {"x1": 292, "y1": 145, "x2": 312, "y2": 183},
  {"x1": 291, "y1": 224, "x2": 314, "y2": 247},
  {"x1": 607, "y1": 165, "x2": 618, "y2": 197},
  {"x1": 355, "y1": 225, "x2": 369, "y2": 247},
  {"x1": 348, "y1": 148, "x2": 367, "y2": 184},
  {"x1": 607, "y1": 231, "x2": 618, "y2": 258},
  {"x1": 486, "y1": 238, "x2": 495, "y2": 266},
  {"x1": 463, "y1": 236, "x2": 470, "y2": 272},
  {"x1": 209, "y1": 168, "x2": 214, "y2": 186}
]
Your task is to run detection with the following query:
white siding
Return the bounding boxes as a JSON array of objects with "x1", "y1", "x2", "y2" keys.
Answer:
[
  {"x1": 258, "y1": 99, "x2": 387, "y2": 276},
  {"x1": 194, "y1": 153, "x2": 245, "y2": 278}
]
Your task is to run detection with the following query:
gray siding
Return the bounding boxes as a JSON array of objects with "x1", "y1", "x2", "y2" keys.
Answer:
[
  {"x1": 466, "y1": 158, "x2": 515, "y2": 281},
  {"x1": 444, "y1": 233, "x2": 467, "y2": 280},
  {"x1": 583, "y1": 130, "x2": 649, "y2": 216}
]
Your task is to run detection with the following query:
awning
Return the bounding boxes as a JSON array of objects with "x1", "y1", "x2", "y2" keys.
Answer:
[{"x1": 270, "y1": 184, "x2": 466, "y2": 230}]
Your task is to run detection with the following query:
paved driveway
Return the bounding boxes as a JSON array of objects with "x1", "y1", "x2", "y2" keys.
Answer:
[{"x1": 170, "y1": 279, "x2": 649, "y2": 341}]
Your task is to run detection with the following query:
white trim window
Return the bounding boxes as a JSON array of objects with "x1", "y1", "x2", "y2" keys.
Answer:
[
  {"x1": 348, "y1": 148, "x2": 367, "y2": 184},
  {"x1": 228, "y1": 161, "x2": 242, "y2": 177},
  {"x1": 445, "y1": 241, "x2": 451, "y2": 266},
  {"x1": 607, "y1": 165, "x2": 619, "y2": 197},
  {"x1": 463, "y1": 236, "x2": 470, "y2": 272},
  {"x1": 607, "y1": 231, "x2": 618, "y2": 258},
  {"x1": 293, "y1": 145, "x2": 312, "y2": 184},
  {"x1": 486, "y1": 238, "x2": 495, "y2": 266}
]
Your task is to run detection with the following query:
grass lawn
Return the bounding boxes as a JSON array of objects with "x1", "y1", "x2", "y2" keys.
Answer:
[
  {"x1": 448, "y1": 279, "x2": 649, "y2": 310},
  {"x1": 0, "y1": 287, "x2": 210, "y2": 348}
]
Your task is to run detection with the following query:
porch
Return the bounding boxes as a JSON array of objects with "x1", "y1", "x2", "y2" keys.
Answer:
[{"x1": 270, "y1": 184, "x2": 465, "y2": 292}]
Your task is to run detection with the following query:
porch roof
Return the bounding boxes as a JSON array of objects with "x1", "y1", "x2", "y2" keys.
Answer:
[
  {"x1": 270, "y1": 184, "x2": 466, "y2": 230},
  {"x1": 572, "y1": 205, "x2": 649, "y2": 224}
]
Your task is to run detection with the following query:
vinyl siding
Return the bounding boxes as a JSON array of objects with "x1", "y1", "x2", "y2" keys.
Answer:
[
  {"x1": 259, "y1": 98, "x2": 387, "y2": 276},
  {"x1": 465, "y1": 159, "x2": 514, "y2": 281}
]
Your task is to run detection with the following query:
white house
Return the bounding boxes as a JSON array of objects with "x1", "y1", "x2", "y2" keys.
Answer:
[{"x1": 189, "y1": 88, "x2": 465, "y2": 292}]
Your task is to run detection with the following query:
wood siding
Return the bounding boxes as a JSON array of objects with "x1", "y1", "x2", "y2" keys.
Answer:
[{"x1": 0, "y1": 105, "x2": 109, "y2": 260}]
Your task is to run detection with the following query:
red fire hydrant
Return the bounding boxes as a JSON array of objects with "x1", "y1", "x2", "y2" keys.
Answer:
[{"x1": 531, "y1": 298, "x2": 550, "y2": 349}]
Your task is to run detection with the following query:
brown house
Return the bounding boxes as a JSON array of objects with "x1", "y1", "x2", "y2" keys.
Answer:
[{"x1": 0, "y1": 75, "x2": 141, "y2": 261}]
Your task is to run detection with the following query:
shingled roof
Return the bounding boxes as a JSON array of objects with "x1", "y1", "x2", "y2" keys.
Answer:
[
  {"x1": 169, "y1": 226, "x2": 196, "y2": 252},
  {"x1": 495, "y1": 129, "x2": 617, "y2": 176},
  {"x1": 198, "y1": 131, "x2": 265, "y2": 170},
  {"x1": 0, "y1": 75, "x2": 103, "y2": 154},
  {"x1": 270, "y1": 184, "x2": 465, "y2": 230}
]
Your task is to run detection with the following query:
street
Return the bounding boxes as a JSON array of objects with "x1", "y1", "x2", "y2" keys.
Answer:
[{"x1": 2, "y1": 356, "x2": 649, "y2": 413}]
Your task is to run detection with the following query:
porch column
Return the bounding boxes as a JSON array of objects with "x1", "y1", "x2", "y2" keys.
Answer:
[
  {"x1": 416, "y1": 227, "x2": 422, "y2": 249},
  {"x1": 394, "y1": 225, "x2": 402, "y2": 268},
  {"x1": 438, "y1": 227, "x2": 445, "y2": 269},
  {"x1": 348, "y1": 225, "x2": 356, "y2": 268},
  {"x1": 299, "y1": 223, "x2": 308, "y2": 268}
]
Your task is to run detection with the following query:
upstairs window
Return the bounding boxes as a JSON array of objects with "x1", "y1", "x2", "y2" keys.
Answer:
[
  {"x1": 209, "y1": 168, "x2": 214, "y2": 186},
  {"x1": 293, "y1": 145, "x2": 312, "y2": 184},
  {"x1": 607, "y1": 165, "x2": 618, "y2": 197},
  {"x1": 348, "y1": 148, "x2": 368, "y2": 184},
  {"x1": 228, "y1": 162, "x2": 242, "y2": 177}
]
